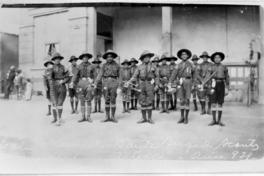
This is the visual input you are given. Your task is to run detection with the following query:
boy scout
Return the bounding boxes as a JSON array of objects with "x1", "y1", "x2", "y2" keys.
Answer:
[
  {"x1": 168, "y1": 56, "x2": 178, "y2": 111},
  {"x1": 191, "y1": 54, "x2": 199, "y2": 111},
  {"x1": 43, "y1": 58, "x2": 54, "y2": 116},
  {"x1": 169, "y1": 49, "x2": 194, "y2": 124},
  {"x1": 94, "y1": 50, "x2": 120, "y2": 123},
  {"x1": 126, "y1": 50, "x2": 159, "y2": 124},
  {"x1": 92, "y1": 57, "x2": 103, "y2": 113},
  {"x1": 196, "y1": 51, "x2": 213, "y2": 115},
  {"x1": 158, "y1": 53, "x2": 171, "y2": 113},
  {"x1": 68, "y1": 56, "x2": 79, "y2": 114},
  {"x1": 129, "y1": 58, "x2": 139, "y2": 110},
  {"x1": 120, "y1": 59, "x2": 132, "y2": 113},
  {"x1": 50, "y1": 52, "x2": 70, "y2": 126},
  {"x1": 209, "y1": 52, "x2": 230, "y2": 126},
  {"x1": 151, "y1": 56, "x2": 160, "y2": 110},
  {"x1": 73, "y1": 51, "x2": 95, "y2": 123}
]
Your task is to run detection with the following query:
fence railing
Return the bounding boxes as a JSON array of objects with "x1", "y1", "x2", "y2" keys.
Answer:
[{"x1": 225, "y1": 62, "x2": 259, "y2": 105}]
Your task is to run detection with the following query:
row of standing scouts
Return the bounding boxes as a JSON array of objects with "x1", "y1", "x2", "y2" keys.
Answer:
[{"x1": 43, "y1": 49, "x2": 230, "y2": 127}]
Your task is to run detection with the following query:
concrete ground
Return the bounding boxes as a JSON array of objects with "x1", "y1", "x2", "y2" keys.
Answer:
[{"x1": 0, "y1": 93, "x2": 263, "y2": 174}]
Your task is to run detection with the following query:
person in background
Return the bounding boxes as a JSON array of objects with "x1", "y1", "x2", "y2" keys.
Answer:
[
  {"x1": 43, "y1": 58, "x2": 54, "y2": 116},
  {"x1": 68, "y1": 56, "x2": 79, "y2": 114},
  {"x1": 92, "y1": 56, "x2": 104, "y2": 113},
  {"x1": 168, "y1": 56, "x2": 178, "y2": 111},
  {"x1": 129, "y1": 58, "x2": 139, "y2": 110},
  {"x1": 191, "y1": 55, "x2": 199, "y2": 111},
  {"x1": 151, "y1": 56, "x2": 160, "y2": 110},
  {"x1": 4, "y1": 65, "x2": 16, "y2": 99},
  {"x1": 25, "y1": 78, "x2": 33, "y2": 101},
  {"x1": 120, "y1": 59, "x2": 132, "y2": 113},
  {"x1": 14, "y1": 69, "x2": 24, "y2": 100}
]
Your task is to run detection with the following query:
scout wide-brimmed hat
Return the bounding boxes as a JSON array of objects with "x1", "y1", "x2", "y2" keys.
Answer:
[
  {"x1": 211, "y1": 52, "x2": 225, "y2": 62},
  {"x1": 68, "y1": 55, "x2": 78, "y2": 62},
  {"x1": 139, "y1": 50, "x2": 154, "y2": 61},
  {"x1": 151, "y1": 56, "x2": 160, "y2": 63},
  {"x1": 51, "y1": 52, "x2": 64, "y2": 61},
  {"x1": 199, "y1": 51, "x2": 210, "y2": 58},
  {"x1": 92, "y1": 58, "x2": 102, "y2": 64},
  {"x1": 129, "y1": 57, "x2": 139, "y2": 64},
  {"x1": 159, "y1": 53, "x2": 176, "y2": 62},
  {"x1": 44, "y1": 59, "x2": 54, "y2": 67},
  {"x1": 121, "y1": 59, "x2": 131, "y2": 65},
  {"x1": 102, "y1": 49, "x2": 118, "y2": 59},
  {"x1": 191, "y1": 54, "x2": 199, "y2": 61},
  {"x1": 177, "y1": 49, "x2": 192, "y2": 60},
  {"x1": 168, "y1": 56, "x2": 178, "y2": 61},
  {"x1": 79, "y1": 51, "x2": 93, "y2": 60}
]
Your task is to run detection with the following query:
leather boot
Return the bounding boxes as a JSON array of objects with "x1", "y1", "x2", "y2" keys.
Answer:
[
  {"x1": 70, "y1": 100, "x2": 75, "y2": 114},
  {"x1": 98, "y1": 99, "x2": 103, "y2": 113},
  {"x1": 217, "y1": 111, "x2": 225, "y2": 126},
  {"x1": 208, "y1": 111, "x2": 217, "y2": 126},
  {"x1": 86, "y1": 105, "x2": 93, "y2": 122},
  {"x1": 193, "y1": 100, "x2": 198, "y2": 111},
  {"x1": 51, "y1": 109, "x2": 57, "y2": 123},
  {"x1": 47, "y1": 105, "x2": 51, "y2": 116},
  {"x1": 147, "y1": 109, "x2": 154, "y2": 124},
  {"x1": 101, "y1": 106, "x2": 111, "y2": 122},
  {"x1": 75, "y1": 100, "x2": 79, "y2": 113},
  {"x1": 92, "y1": 99, "x2": 98, "y2": 113},
  {"x1": 207, "y1": 102, "x2": 211, "y2": 114},
  {"x1": 78, "y1": 106, "x2": 86, "y2": 122},
  {"x1": 134, "y1": 99, "x2": 138, "y2": 110},
  {"x1": 137, "y1": 109, "x2": 147, "y2": 123},
  {"x1": 200, "y1": 101, "x2": 206, "y2": 115},
  {"x1": 111, "y1": 106, "x2": 118, "y2": 123},
  {"x1": 178, "y1": 109, "x2": 185, "y2": 123},
  {"x1": 127, "y1": 102, "x2": 130, "y2": 113},
  {"x1": 184, "y1": 109, "x2": 189, "y2": 124}
]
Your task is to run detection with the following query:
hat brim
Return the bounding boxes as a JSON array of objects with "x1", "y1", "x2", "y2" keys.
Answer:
[
  {"x1": 121, "y1": 62, "x2": 131, "y2": 65},
  {"x1": 44, "y1": 61, "x2": 54, "y2": 67},
  {"x1": 139, "y1": 53, "x2": 154, "y2": 60},
  {"x1": 177, "y1": 49, "x2": 192, "y2": 60},
  {"x1": 210, "y1": 52, "x2": 225, "y2": 62},
  {"x1": 92, "y1": 61, "x2": 102, "y2": 64},
  {"x1": 102, "y1": 52, "x2": 118, "y2": 59},
  {"x1": 130, "y1": 60, "x2": 139, "y2": 64},
  {"x1": 79, "y1": 53, "x2": 93, "y2": 60},
  {"x1": 199, "y1": 54, "x2": 210, "y2": 58},
  {"x1": 69, "y1": 58, "x2": 78, "y2": 62},
  {"x1": 51, "y1": 56, "x2": 64, "y2": 61}
]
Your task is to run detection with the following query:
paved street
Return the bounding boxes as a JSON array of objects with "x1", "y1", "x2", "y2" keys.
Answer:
[{"x1": 0, "y1": 94, "x2": 263, "y2": 173}]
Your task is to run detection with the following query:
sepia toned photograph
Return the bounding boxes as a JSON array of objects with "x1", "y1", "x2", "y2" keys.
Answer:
[{"x1": 0, "y1": 0, "x2": 263, "y2": 174}]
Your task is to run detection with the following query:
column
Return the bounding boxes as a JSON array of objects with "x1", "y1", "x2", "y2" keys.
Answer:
[
  {"x1": 161, "y1": 6, "x2": 172, "y2": 55},
  {"x1": 87, "y1": 7, "x2": 97, "y2": 57}
]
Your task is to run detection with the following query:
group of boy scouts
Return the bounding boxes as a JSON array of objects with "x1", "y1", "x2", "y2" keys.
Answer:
[{"x1": 43, "y1": 48, "x2": 229, "y2": 127}]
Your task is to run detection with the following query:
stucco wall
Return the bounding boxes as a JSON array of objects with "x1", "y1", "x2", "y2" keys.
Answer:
[
  {"x1": 113, "y1": 7, "x2": 162, "y2": 60},
  {"x1": 113, "y1": 6, "x2": 259, "y2": 62}
]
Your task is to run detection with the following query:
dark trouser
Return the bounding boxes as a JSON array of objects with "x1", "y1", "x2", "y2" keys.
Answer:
[{"x1": 52, "y1": 83, "x2": 67, "y2": 124}]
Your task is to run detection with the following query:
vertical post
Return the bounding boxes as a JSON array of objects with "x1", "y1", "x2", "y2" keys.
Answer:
[
  {"x1": 258, "y1": 5, "x2": 264, "y2": 104},
  {"x1": 162, "y1": 6, "x2": 172, "y2": 55},
  {"x1": 87, "y1": 7, "x2": 97, "y2": 57}
]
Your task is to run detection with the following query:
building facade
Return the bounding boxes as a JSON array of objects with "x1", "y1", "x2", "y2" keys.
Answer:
[{"x1": 19, "y1": 5, "x2": 263, "y2": 103}]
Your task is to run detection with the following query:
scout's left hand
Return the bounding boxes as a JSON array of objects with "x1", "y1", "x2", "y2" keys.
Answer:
[{"x1": 59, "y1": 80, "x2": 64, "y2": 84}]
